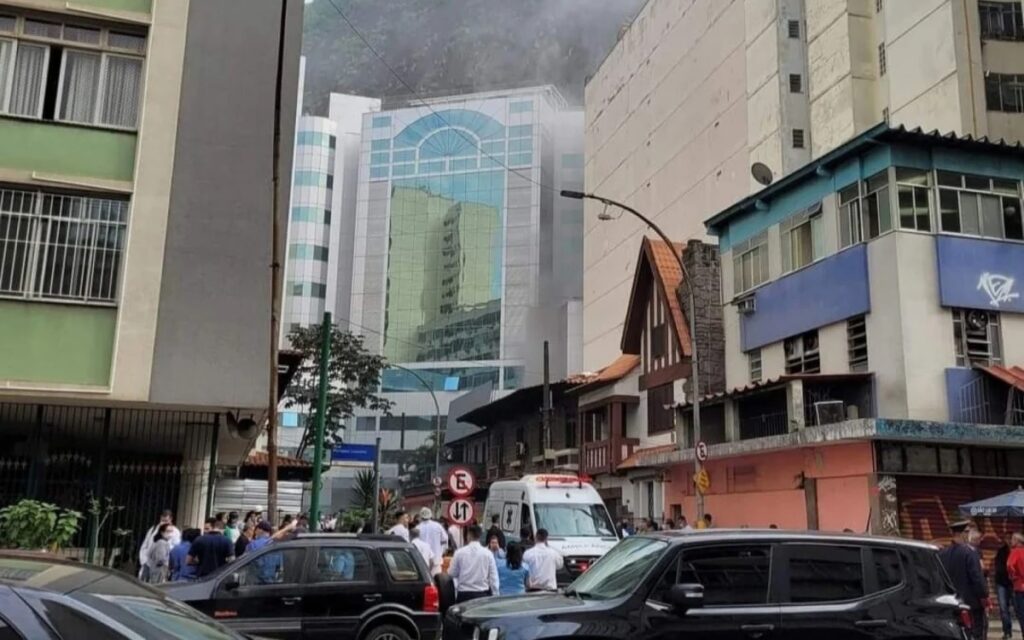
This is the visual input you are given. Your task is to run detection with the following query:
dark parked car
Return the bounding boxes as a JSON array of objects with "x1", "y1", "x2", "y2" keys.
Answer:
[
  {"x1": 445, "y1": 530, "x2": 972, "y2": 640},
  {"x1": 0, "y1": 551, "x2": 250, "y2": 639},
  {"x1": 163, "y1": 533, "x2": 447, "y2": 640}
]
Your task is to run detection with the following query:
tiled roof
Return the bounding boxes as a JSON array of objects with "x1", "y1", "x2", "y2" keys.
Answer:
[
  {"x1": 566, "y1": 354, "x2": 641, "y2": 395},
  {"x1": 675, "y1": 372, "x2": 873, "y2": 409},
  {"x1": 244, "y1": 451, "x2": 312, "y2": 468},
  {"x1": 618, "y1": 443, "x2": 677, "y2": 470},
  {"x1": 621, "y1": 237, "x2": 692, "y2": 357},
  {"x1": 979, "y1": 365, "x2": 1024, "y2": 392}
]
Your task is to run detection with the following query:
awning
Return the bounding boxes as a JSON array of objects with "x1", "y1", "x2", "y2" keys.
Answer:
[
  {"x1": 960, "y1": 486, "x2": 1024, "y2": 518},
  {"x1": 618, "y1": 444, "x2": 678, "y2": 470},
  {"x1": 978, "y1": 365, "x2": 1024, "y2": 393}
]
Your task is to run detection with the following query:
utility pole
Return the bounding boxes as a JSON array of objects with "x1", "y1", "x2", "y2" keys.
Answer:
[
  {"x1": 308, "y1": 311, "x2": 332, "y2": 532},
  {"x1": 267, "y1": 0, "x2": 289, "y2": 525},
  {"x1": 371, "y1": 428, "x2": 382, "y2": 532},
  {"x1": 559, "y1": 190, "x2": 704, "y2": 521},
  {"x1": 542, "y1": 340, "x2": 551, "y2": 470}
]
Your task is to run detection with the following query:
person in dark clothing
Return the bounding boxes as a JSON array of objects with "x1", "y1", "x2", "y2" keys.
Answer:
[
  {"x1": 234, "y1": 523, "x2": 254, "y2": 559},
  {"x1": 519, "y1": 526, "x2": 534, "y2": 549},
  {"x1": 996, "y1": 533, "x2": 1015, "y2": 640},
  {"x1": 487, "y1": 514, "x2": 507, "y2": 550},
  {"x1": 939, "y1": 520, "x2": 988, "y2": 640},
  {"x1": 187, "y1": 517, "x2": 235, "y2": 578}
]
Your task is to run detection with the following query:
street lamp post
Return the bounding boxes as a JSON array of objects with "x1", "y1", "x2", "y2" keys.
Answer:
[
  {"x1": 560, "y1": 190, "x2": 704, "y2": 521},
  {"x1": 386, "y1": 364, "x2": 443, "y2": 512}
]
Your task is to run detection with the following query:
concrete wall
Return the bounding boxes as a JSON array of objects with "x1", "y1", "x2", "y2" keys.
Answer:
[{"x1": 149, "y1": 0, "x2": 302, "y2": 410}]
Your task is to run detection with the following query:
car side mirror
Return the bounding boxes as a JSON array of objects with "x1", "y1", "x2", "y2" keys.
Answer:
[
  {"x1": 667, "y1": 583, "x2": 704, "y2": 612},
  {"x1": 224, "y1": 573, "x2": 241, "y2": 592}
]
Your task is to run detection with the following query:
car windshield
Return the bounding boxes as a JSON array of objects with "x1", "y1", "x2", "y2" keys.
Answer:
[
  {"x1": 565, "y1": 536, "x2": 667, "y2": 600},
  {"x1": 534, "y1": 503, "x2": 616, "y2": 537},
  {"x1": 75, "y1": 593, "x2": 244, "y2": 640}
]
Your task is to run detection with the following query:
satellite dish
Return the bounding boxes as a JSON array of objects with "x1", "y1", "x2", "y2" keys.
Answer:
[{"x1": 751, "y1": 162, "x2": 774, "y2": 186}]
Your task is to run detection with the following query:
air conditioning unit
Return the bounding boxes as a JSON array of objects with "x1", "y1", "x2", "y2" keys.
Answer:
[
  {"x1": 736, "y1": 296, "x2": 756, "y2": 315},
  {"x1": 814, "y1": 400, "x2": 846, "y2": 426}
]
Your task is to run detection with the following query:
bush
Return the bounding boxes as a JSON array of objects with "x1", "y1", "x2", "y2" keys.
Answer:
[{"x1": 0, "y1": 500, "x2": 82, "y2": 551}]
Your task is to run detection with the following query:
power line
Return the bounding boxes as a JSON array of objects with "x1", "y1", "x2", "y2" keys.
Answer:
[{"x1": 324, "y1": 0, "x2": 557, "y2": 194}]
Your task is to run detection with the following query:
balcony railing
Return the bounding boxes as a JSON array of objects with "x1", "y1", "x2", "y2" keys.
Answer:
[
  {"x1": 739, "y1": 412, "x2": 789, "y2": 440},
  {"x1": 582, "y1": 437, "x2": 639, "y2": 476}
]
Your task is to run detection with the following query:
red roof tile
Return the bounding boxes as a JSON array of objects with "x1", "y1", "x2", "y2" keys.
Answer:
[
  {"x1": 245, "y1": 451, "x2": 312, "y2": 468},
  {"x1": 618, "y1": 443, "x2": 677, "y2": 470},
  {"x1": 621, "y1": 237, "x2": 692, "y2": 358},
  {"x1": 980, "y1": 365, "x2": 1024, "y2": 392},
  {"x1": 567, "y1": 354, "x2": 641, "y2": 394}
]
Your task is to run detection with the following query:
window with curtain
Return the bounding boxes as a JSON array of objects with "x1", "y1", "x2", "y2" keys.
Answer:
[{"x1": 0, "y1": 13, "x2": 145, "y2": 128}]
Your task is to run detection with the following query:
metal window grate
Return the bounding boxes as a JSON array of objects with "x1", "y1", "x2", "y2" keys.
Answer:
[
  {"x1": 0, "y1": 187, "x2": 128, "y2": 304},
  {"x1": 788, "y1": 20, "x2": 800, "y2": 38},
  {"x1": 785, "y1": 331, "x2": 820, "y2": 374},
  {"x1": 792, "y1": 128, "x2": 805, "y2": 149},
  {"x1": 878, "y1": 43, "x2": 887, "y2": 76},
  {"x1": 847, "y1": 315, "x2": 868, "y2": 372},
  {"x1": 789, "y1": 74, "x2": 802, "y2": 93}
]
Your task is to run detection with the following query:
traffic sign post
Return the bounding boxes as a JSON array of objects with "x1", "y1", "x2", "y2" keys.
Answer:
[
  {"x1": 694, "y1": 441, "x2": 708, "y2": 463},
  {"x1": 447, "y1": 466, "x2": 476, "y2": 498},
  {"x1": 447, "y1": 498, "x2": 475, "y2": 525},
  {"x1": 694, "y1": 468, "x2": 710, "y2": 494}
]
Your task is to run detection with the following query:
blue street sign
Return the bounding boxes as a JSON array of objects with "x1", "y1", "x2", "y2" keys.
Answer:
[{"x1": 330, "y1": 443, "x2": 377, "y2": 463}]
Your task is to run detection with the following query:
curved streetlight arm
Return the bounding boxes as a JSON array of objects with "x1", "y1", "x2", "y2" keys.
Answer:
[
  {"x1": 559, "y1": 189, "x2": 704, "y2": 521},
  {"x1": 385, "y1": 363, "x2": 444, "y2": 511}
]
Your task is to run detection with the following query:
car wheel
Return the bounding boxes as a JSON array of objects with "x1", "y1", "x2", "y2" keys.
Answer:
[
  {"x1": 365, "y1": 624, "x2": 412, "y2": 640},
  {"x1": 435, "y1": 573, "x2": 456, "y2": 613}
]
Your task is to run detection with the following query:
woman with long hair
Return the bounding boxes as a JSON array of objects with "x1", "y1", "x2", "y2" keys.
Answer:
[
  {"x1": 497, "y1": 543, "x2": 530, "y2": 595},
  {"x1": 145, "y1": 523, "x2": 173, "y2": 584}
]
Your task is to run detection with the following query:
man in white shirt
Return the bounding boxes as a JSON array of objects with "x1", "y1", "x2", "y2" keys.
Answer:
[
  {"x1": 417, "y1": 507, "x2": 449, "y2": 561},
  {"x1": 410, "y1": 527, "x2": 439, "y2": 575},
  {"x1": 523, "y1": 528, "x2": 563, "y2": 591},
  {"x1": 448, "y1": 524, "x2": 498, "y2": 601},
  {"x1": 387, "y1": 511, "x2": 410, "y2": 542}
]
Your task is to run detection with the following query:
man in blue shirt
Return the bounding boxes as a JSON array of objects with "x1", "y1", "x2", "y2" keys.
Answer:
[
  {"x1": 246, "y1": 519, "x2": 298, "y2": 584},
  {"x1": 169, "y1": 528, "x2": 201, "y2": 581},
  {"x1": 188, "y1": 517, "x2": 235, "y2": 578}
]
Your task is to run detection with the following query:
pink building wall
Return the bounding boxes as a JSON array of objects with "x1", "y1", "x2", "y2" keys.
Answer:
[{"x1": 667, "y1": 442, "x2": 874, "y2": 531}]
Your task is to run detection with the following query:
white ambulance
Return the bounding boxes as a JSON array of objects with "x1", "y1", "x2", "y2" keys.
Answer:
[{"x1": 483, "y1": 474, "x2": 619, "y2": 584}]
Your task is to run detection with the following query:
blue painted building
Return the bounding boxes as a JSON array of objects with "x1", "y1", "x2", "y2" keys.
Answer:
[{"x1": 649, "y1": 125, "x2": 1024, "y2": 540}]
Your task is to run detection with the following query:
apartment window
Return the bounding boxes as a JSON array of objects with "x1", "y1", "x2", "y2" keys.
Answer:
[
  {"x1": 0, "y1": 187, "x2": 128, "y2": 304},
  {"x1": 979, "y1": 1, "x2": 1024, "y2": 40},
  {"x1": 838, "y1": 183, "x2": 863, "y2": 248},
  {"x1": 878, "y1": 43, "x2": 886, "y2": 76},
  {"x1": 792, "y1": 128, "x2": 805, "y2": 149},
  {"x1": 937, "y1": 171, "x2": 1024, "y2": 240},
  {"x1": 876, "y1": 0, "x2": 883, "y2": 12},
  {"x1": 781, "y1": 206, "x2": 823, "y2": 273},
  {"x1": 984, "y1": 73, "x2": 1024, "y2": 113},
  {"x1": 732, "y1": 233, "x2": 769, "y2": 295},
  {"x1": 651, "y1": 323, "x2": 667, "y2": 359},
  {"x1": 328, "y1": 135, "x2": 336, "y2": 150},
  {"x1": 895, "y1": 168, "x2": 932, "y2": 231},
  {"x1": 785, "y1": 331, "x2": 820, "y2": 374},
  {"x1": 953, "y1": 308, "x2": 1002, "y2": 367},
  {"x1": 847, "y1": 315, "x2": 868, "y2": 372},
  {"x1": 789, "y1": 74, "x2": 802, "y2": 93},
  {"x1": 787, "y1": 20, "x2": 800, "y2": 38},
  {"x1": 749, "y1": 349, "x2": 762, "y2": 383},
  {"x1": 0, "y1": 14, "x2": 145, "y2": 128},
  {"x1": 841, "y1": 171, "x2": 893, "y2": 248},
  {"x1": 647, "y1": 383, "x2": 675, "y2": 435},
  {"x1": 326, "y1": 174, "x2": 334, "y2": 190}
]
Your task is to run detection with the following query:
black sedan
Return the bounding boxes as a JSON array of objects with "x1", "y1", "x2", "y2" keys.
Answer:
[{"x1": 0, "y1": 551, "x2": 252, "y2": 639}]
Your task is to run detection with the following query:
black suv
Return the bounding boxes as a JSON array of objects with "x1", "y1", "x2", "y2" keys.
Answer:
[
  {"x1": 445, "y1": 530, "x2": 972, "y2": 640},
  {"x1": 163, "y1": 533, "x2": 447, "y2": 640}
]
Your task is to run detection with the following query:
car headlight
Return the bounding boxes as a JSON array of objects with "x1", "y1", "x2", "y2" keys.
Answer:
[{"x1": 487, "y1": 629, "x2": 500, "y2": 640}]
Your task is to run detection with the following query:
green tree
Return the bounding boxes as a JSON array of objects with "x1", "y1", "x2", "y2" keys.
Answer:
[{"x1": 285, "y1": 324, "x2": 393, "y2": 458}]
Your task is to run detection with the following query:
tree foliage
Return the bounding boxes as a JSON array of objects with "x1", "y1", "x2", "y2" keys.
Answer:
[
  {"x1": 351, "y1": 469, "x2": 399, "y2": 531},
  {"x1": 0, "y1": 500, "x2": 82, "y2": 551},
  {"x1": 285, "y1": 323, "x2": 393, "y2": 457}
]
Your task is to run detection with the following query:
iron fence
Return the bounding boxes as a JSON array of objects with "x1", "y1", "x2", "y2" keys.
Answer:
[{"x1": 0, "y1": 403, "x2": 218, "y2": 573}]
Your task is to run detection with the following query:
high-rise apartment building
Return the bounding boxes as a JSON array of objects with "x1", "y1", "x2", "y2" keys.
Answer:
[
  {"x1": 0, "y1": 0, "x2": 301, "y2": 542},
  {"x1": 345, "y1": 87, "x2": 584, "y2": 475},
  {"x1": 583, "y1": 0, "x2": 1024, "y2": 370}
]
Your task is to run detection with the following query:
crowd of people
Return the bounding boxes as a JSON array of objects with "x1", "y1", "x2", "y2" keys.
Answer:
[
  {"x1": 941, "y1": 520, "x2": 1024, "y2": 640},
  {"x1": 137, "y1": 509, "x2": 303, "y2": 584}
]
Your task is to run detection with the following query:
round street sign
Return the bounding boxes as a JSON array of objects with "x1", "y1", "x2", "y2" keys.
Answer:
[
  {"x1": 447, "y1": 498, "x2": 475, "y2": 525},
  {"x1": 447, "y1": 466, "x2": 476, "y2": 498},
  {"x1": 695, "y1": 441, "x2": 709, "y2": 463}
]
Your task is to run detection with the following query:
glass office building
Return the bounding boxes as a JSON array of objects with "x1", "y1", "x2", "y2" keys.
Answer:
[{"x1": 346, "y1": 87, "x2": 584, "y2": 475}]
